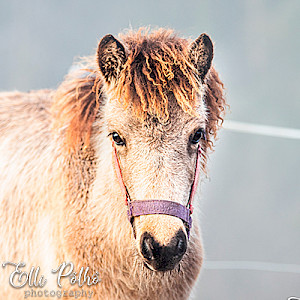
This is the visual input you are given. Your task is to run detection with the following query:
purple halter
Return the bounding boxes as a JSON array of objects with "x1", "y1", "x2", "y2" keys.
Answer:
[{"x1": 112, "y1": 142, "x2": 202, "y2": 237}]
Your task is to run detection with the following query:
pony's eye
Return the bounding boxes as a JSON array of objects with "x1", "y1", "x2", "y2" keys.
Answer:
[
  {"x1": 190, "y1": 129, "x2": 205, "y2": 144},
  {"x1": 111, "y1": 132, "x2": 126, "y2": 146}
]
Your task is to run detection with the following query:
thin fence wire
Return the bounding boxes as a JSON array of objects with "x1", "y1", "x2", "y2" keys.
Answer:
[
  {"x1": 223, "y1": 120, "x2": 300, "y2": 140},
  {"x1": 204, "y1": 260, "x2": 300, "y2": 274}
]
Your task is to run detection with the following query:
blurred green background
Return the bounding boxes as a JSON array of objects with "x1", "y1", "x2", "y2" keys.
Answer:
[{"x1": 1, "y1": 0, "x2": 299, "y2": 299}]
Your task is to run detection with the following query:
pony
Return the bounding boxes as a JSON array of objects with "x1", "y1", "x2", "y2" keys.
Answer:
[{"x1": 0, "y1": 28, "x2": 226, "y2": 299}]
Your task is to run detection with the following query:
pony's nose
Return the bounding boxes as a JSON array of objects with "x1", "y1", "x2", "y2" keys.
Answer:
[{"x1": 140, "y1": 229, "x2": 187, "y2": 271}]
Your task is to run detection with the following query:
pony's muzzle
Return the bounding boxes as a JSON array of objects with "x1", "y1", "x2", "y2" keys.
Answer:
[{"x1": 140, "y1": 229, "x2": 187, "y2": 271}]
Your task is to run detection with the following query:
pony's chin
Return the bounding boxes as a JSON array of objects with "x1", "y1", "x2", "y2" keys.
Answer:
[
  {"x1": 143, "y1": 260, "x2": 178, "y2": 272},
  {"x1": 143, "y1": 261, "x2": 156, "y2": 271}
]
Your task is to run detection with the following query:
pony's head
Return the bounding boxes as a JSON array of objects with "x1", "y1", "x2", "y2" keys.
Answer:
[
  {"x1": 54, "y1": 29, "x2": 226, "y2": 272},
  {"x1": 96, "y1": 29, "x2": 225, "y2": 271}
]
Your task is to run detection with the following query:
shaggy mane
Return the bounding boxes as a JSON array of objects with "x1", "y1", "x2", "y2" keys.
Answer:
[{"x1": 52, "y1": 28, "x2": 226, "y2": 155}]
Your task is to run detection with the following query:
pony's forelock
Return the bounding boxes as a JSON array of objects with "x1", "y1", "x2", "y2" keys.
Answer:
[{"x1": 112, "y1": 28, "x2": 201, "y2": 122}]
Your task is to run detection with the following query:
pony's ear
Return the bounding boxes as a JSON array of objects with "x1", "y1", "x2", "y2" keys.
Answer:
[
  {"x1": 97, "y1": 34, "x2": 127, "y2": 84},
  {"x1": 189, "y1": 33, "x2": 214, "y2": 81}
]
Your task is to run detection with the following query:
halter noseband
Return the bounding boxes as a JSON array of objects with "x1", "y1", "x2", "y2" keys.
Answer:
[{"x1": 112, "y1": 142, "x2": 202, "y2": 237}]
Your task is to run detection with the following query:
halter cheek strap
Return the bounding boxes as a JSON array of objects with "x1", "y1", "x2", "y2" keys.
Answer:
[{"x1": 112, "y1": 142, "x2": 202, "y2": 236}]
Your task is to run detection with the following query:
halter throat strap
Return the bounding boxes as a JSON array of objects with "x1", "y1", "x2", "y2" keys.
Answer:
[{"x1": 112, "y1": 143, "x2": 202, "y2": 234}]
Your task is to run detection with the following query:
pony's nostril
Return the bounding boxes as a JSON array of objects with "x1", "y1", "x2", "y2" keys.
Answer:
[
  {"x1": 141, "y1": 232, "x2": 155, "y2": 261},
  {"x1": 175, "y1": 230, "x2": 187, "y2": 257}
]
